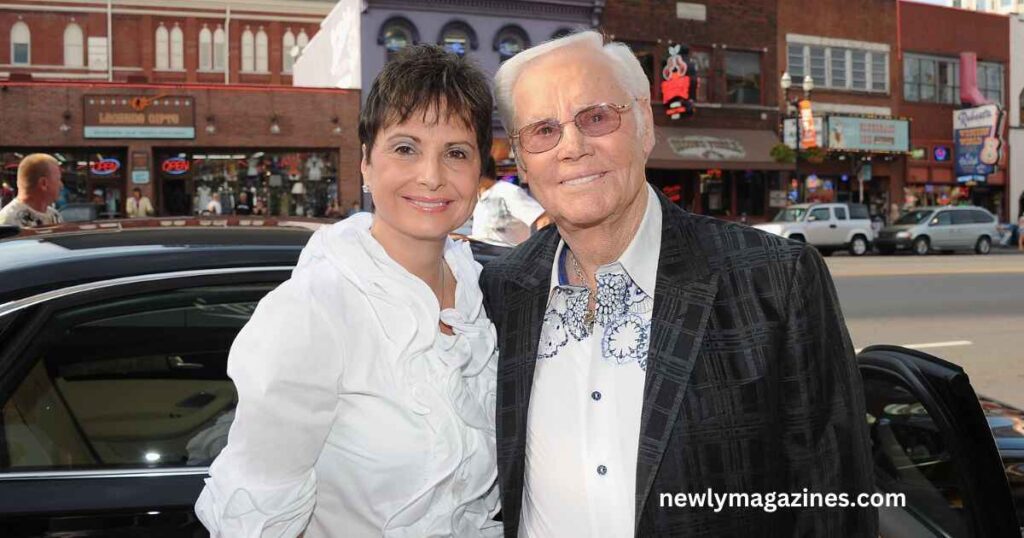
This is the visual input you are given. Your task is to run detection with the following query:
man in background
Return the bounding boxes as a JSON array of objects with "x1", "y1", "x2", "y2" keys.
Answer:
[
  {"x1": 471, "y1": 156, "x2": 550, "y2": 246},
  {"x1": 0, "y1": 153, "x2": 64, "y2": 228},
  {"x1": 126, "y1": 187, "x2": 155, "y2": 218}
]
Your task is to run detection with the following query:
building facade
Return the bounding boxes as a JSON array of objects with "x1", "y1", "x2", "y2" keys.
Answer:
[
  {"x1": 898, "y1": 1, "x2": 1010, "y2": 220},
  {"x1": 601, "y1": 0, "x2": 788, "y2": 222},
  {"x1": 1007, "y1": 14, "x2": 1022, "y2": 222},
  {"x1": 0, "y1": 0, "x2": 362, "y2": 218}
]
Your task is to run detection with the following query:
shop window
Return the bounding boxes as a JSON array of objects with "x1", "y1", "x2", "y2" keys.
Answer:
[
  {"x1": 157, "y1": 151, "x2": 339, "y2": 218},
  {"x1": 170, "y1": 23, "x2": 184, "y2": 71},
  {"x1": 494, "y1": 24, "x2": 530, "y2": 62},
  {"x1": 725, "y1": 51, "x2": 761, "y2": 105},
  {"x1": 241, "y1": 27, "x2": 255, "y2": 73},
  {"x1": 1, "y1": 150, "x2": 125, "y2": 216},
  {"x1": 438, "y1": 20, "x2": 477, "y2": 57},
  {"x1": 256, "y1": 27, "x2": 269, "y2": 73},
  {"x1": 155, "y1": 23, "x2": 169, "y2": 70},
  {"x1": 283, "y1": 29, "x2": 296, "y2": 73},
  {"x1": 378, "y1": 17, "x2": 418, "y2": 61},
  {"x1": 199, "y1": 25, "x2": 212, "y2": 71},
  {"x1": 11, "y1": 21, "x2": 30, "y2": 65},
  {"x1": 213, "y1": 26, "x2": 226, "y2": 72},
  {"x1": 64, "y1": 22, "x2": 84, "y2": 68}
]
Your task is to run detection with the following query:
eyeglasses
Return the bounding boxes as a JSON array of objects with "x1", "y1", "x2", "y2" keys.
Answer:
[{"x1": 511, "y1": 102, "x2": 633, "y2": 154}]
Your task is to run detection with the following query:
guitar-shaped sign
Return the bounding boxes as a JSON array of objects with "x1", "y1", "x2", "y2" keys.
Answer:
[
  {"x1": 980, "y1": 135, "x2": 1000, "y2": 166},
  {"x1": 130, "y1": 93, "x2": 169, "y2": 112}
]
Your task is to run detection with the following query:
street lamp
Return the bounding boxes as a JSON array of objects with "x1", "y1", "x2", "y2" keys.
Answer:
[{"x1": 781, "y1": 72, "x2": 815, "y2": 204}]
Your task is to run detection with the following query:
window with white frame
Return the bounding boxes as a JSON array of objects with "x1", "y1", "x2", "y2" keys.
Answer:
[
  {"x1": 978, "y1": 62, "x2": 1004, "y2": 104},
  {"x1": 787, "y1": 40, "x2": 889, "y2": 93},
  {"x1": 11, "y1": 21, "x2": 31, "y2": 65},
  {"x1": 170, "y1": 23, "x2": 184, "y2": 70},
  {"x1": 64, "y1": 22, "x2": 84, "y2": 67},
  {"x1": 241, "y1": 27, "x2": 255, "y2": 72},
  {"x1": 904, "y1": 54, "x2": 958, "y2": 104},
  {"x1": 155, "y1": 23, "x2": 169, "y2": 70},
  {"x1": 297, "y1": 29, "x2": 309, "y2": 52},
  {"x1": 213, "y1": 25, "x2": 226, "y2": 71},
  {"x1": 282, "y1": 28, "x2": 296, "y2": 73},
  {"x1": 256, "y1": 27, "x2": 268, "y2": 72},
  {"x1": 199, "y1": 25, "x2": 212, "y2": 71}
]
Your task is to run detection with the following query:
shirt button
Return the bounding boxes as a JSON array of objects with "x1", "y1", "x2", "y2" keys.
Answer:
[
  {"x1": 597, "y1": 465, "x2": 607, "y2": 476},
  {"x1": 591, "y1": 391, "x2": 602, "y2": 401}
]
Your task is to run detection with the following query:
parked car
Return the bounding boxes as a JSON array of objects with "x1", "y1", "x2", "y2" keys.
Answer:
[
  {"x1": 0, "y1": 220, "x2": 1020, "y2": 536},
  {"x1": 754, "y1": 203, "x2": 874, "y2": 256},
  {"x1": 875, "y1": 206, "x2": 1000, "y2": 255}
]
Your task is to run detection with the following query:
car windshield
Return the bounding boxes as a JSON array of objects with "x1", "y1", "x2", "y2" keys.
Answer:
[
  {"x1": 773, "y1": 208, "x2": 807, "y2": 222},
  {"x1": 895, "y1": 210, "x2": 934, "y2": 225}
]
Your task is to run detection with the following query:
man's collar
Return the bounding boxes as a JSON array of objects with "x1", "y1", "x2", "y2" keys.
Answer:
[{"x1": 551, "y1": 183, "x2": 662, "y2": 297}]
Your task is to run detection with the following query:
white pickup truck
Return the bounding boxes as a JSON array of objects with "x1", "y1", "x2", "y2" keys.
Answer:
[{"x1": 754, "y1": 203, "x2": 874, "y2": 256}]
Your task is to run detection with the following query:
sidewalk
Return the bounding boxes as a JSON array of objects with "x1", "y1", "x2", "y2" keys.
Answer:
[{"x1": 825, "y1": 251, "x2": 1024, "y2": 278}]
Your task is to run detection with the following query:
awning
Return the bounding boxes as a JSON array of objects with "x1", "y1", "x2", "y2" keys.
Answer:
[{"x1": 648, "y1": 126, "x2": 795, "y2": 171}]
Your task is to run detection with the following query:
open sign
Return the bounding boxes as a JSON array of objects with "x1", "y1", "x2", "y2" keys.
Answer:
[
  {"x1": 90, "y1": 158, "x2": 121, "y2": 176},
  {"x1": 162, "y1": 157, "x2": 190, "y2": 175}
]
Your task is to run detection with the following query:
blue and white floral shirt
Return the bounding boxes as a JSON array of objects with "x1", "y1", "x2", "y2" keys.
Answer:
[{"x1": 521, "y1": 184, "x2": 662, "y2": 538}]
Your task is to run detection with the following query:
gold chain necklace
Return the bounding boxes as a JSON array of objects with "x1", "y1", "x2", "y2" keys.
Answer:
[{"x1": 570, "y1": 250, "x2": 597, "y2": 330}]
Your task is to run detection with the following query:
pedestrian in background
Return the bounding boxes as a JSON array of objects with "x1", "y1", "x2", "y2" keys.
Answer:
[
  {"x1": 471, "y1": 155, "x2": 549, "y2": 246},
  {"x1": 126, "y1": 188, "x2": 155, "y2": 218},
  {"x1": 234, "y1": 191, "x2": 253, "y2": 215},
  {"x1": 0, "y1": 153, "x2": 64, "y2": 228},
  {"x1": 206, "y1": 192, "x2": 223, "y2": 215}
]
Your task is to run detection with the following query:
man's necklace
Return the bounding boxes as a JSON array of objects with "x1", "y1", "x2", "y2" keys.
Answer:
[{"x1": 570, "y1": 250, "x2": 597, "y2": 330}]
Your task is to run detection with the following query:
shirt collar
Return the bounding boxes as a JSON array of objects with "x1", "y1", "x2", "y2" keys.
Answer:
[{"x1": 550, "y1": 183, "x2": 662, "y2": 298}]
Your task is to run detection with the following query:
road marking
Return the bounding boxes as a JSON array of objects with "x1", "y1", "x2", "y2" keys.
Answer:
[{"x1": 855, "y1": 340, "x2": 973, "y2": 354}]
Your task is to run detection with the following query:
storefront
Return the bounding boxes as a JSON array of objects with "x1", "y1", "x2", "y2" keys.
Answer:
[
  {"x1": 784, "y1": 115, "x2": 910, "y2": 224},
  {"x1": 0, "y1": 82, "x2": 360, "y2": 218},
  {"x1": 154, "y1": 149, "x2": 338, "y2": 216},
  {"x1": 645, "y1": 126, "x2": 794, "y2": 222}
]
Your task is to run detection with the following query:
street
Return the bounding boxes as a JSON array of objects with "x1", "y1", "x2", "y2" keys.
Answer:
[{"x1": 828, "y1": 252, "x2": 1024, "y2": 409}]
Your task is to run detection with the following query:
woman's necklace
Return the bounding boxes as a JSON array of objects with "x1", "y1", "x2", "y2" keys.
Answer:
[{"x1": 570, "y1": 250, "x2": 597, "y2": 330}]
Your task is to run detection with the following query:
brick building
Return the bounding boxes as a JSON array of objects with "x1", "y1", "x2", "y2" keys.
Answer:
[
  {"x1": 0, "y1": 0, "x2": 362, "y2": 218},
  {"x1": 601, "y1": 0, "x2": 789, "y2": 222},
  {"x1": 898, "y1": 1, "x2": 1010, "y2": 220}
]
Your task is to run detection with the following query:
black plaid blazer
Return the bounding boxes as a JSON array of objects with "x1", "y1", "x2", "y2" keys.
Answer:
[{"x1": 480, "y1": 191, "x2": 877, "y2": 538}]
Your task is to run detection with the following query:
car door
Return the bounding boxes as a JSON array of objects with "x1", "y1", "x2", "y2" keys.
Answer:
[
  {"x1": 832, "y1": 205, "x2": 851, "y2": 244},
  {"x1": 0, "y1": 267, "x2": 291, "y2": 537},
  {"x1": 927, "y1": 210, "x2": 955, "y2": 249},
  {"x1": 858, "y1": 345, "x2": 1021, "y2": 537},
  {"x1": 804, "y1": 206, "x2": 835, "y2": 245},
  {"x1": 949, "y1": 210, "x2": 976, "y2": 249}
]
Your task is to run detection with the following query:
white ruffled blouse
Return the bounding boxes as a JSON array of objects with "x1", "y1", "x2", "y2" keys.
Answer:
[{"x1": 195, "y1": 213, "x2": 502, "y2": 537}]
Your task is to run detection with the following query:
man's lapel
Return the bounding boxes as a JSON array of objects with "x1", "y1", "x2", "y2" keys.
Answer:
[
  {"x1": 635, "y1": 195, "x2": 721, "y2": 526},
  {"x1": 494, "y1": 227, "x2": 559, "y2": 524}
]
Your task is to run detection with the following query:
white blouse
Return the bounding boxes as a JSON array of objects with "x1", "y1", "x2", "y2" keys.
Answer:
[{"x1": 195, "y1": 213, "x2": 502, "y2": 537}]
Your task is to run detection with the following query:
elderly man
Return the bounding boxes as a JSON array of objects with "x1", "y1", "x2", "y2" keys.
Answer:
[
  {"x1": 0, "y1": 153, "x2": 64, "y2": 228},
  {"x1": 481, "y1": 31, "x2": 875, "y2": 537}
]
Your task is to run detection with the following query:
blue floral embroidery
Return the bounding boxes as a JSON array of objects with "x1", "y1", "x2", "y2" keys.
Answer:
[{"x1": 538, "y1": 267, "x2": 652, "y2": 370}]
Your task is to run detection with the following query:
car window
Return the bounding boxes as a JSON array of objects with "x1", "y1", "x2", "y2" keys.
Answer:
[
  {"x1": 930, "y1": 212, "x2": 953, "y2": 226},
  {"x1": 0, "y1": 283, "x2": 277, "y2": 472},
  {"x1": 834, "y1": 207, "x2": 848, "y2": 220},
  {"x1": 968, "y1": 210, "x2": 994, "y2": 224},
  {"x1": 863, "y1": 371, "x2": 968, "y2": 537},
  {"x1": 809, "y1": 208, "x2": 831, "y2": 222},
  {"x1": 848, "y1": 204, "x2": 870, "y2": 220},
  {"x1": 951, "y1": 210, "x2": 974, "y2": 226},
  {"x1": 897, "y1": 210, "x2": 934, "y2": 225},
  {"x1": 773, "y1": 208, "x2": 807, "y2": 222}
]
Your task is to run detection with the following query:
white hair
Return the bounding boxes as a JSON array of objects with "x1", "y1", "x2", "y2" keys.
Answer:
[{"x1": 493, "y1": 30, "x2": 652, "y2": 136}]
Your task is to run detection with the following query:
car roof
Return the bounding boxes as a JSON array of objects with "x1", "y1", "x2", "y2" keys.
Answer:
[{"x1": 0, "y1": 217, "x2": 325, "y2": 304}]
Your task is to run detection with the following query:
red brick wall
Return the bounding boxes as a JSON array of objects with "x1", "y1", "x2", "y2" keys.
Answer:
[
  {"x1": 601, "y1": 0, "x2": 779, "y2": 131},
  {"x1": 0, "y1": 9, "x2": 319, "y2": 86}
]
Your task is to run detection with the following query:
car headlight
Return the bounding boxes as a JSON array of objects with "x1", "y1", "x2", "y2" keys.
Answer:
[{"x1": 896, "y1": 231, "x2": 911, "y2": 239}]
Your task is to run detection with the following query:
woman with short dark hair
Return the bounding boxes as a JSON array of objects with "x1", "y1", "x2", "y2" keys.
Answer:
[{"x1": 196, "y1": 45, "x2": 502, "y2": 537}]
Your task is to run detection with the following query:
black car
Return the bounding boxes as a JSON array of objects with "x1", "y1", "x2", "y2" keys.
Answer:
[{"x1": 0, "y1": 219, "x2": 1020, "y2": 537}]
